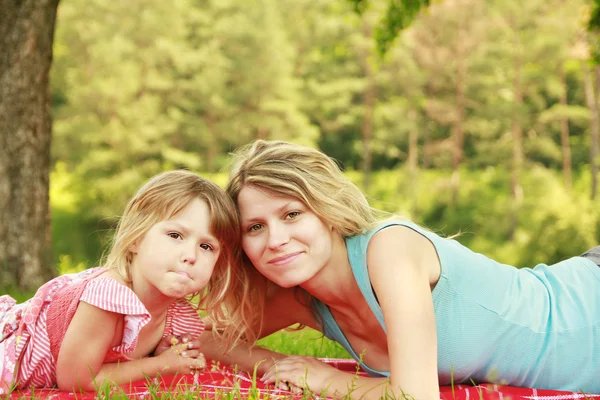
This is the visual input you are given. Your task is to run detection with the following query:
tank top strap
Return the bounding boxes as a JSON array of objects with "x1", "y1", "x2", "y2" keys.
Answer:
[{"x1": 345, "y1": 220, "x2": 419, "y2": 333}]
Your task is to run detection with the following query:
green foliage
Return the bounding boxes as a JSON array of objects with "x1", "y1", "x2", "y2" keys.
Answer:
[
  {"x1": 589, "y1": 0, "x2": 600, "y2": 32},
  {"x1": 45, "y1": 0, "x2": 600, "y2": 298},
  {"x1": 346, "y1": 0, "x2": 431, "y2": 55}
]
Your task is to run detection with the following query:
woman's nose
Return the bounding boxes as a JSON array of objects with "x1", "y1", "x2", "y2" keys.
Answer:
[{"x1": 267, "y1": 224, "x2": 290, "y2": 249}]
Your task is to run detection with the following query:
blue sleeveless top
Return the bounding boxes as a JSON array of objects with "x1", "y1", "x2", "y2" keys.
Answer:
[{"x1": 312, "y1": 221, "x2": 600, "y2": 392}]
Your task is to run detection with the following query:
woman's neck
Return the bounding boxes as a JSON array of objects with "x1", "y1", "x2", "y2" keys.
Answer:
[{"x1": 300, "y1": 234, "x2": 363, "y2": 312}]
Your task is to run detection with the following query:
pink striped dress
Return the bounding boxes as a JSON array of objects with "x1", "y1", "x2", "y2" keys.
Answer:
[{"x1": 0, "y1": 267, "x2": 204, "y2": 394}]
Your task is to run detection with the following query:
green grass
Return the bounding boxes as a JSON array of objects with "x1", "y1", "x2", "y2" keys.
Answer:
[{"x1": 258, "y1": 328, "x2": 352, "y2": 359}]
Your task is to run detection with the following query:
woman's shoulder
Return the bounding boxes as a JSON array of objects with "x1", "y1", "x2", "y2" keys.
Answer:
[{"x1": 347, "y1": 220, "x2": 434, "y2": 254}]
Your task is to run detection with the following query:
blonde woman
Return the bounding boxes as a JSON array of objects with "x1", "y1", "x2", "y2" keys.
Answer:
[
  {"x1": 205, "y1": 140, "x2": 600, "y2": 400},
  {"x1": 0, "y1": 170, "x2": 246, "y2": 393}
]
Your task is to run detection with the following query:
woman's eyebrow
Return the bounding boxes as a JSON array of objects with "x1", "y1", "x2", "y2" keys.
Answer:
[{"x1": 242, "y1": 202, "x2": 299, "y2": 223}]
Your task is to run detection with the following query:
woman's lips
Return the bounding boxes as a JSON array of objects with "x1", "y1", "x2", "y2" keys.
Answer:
[{"x1": 268, "y1": 252, "x2": 302, "y2": 266}]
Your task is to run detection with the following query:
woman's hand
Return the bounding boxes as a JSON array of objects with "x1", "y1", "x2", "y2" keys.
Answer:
[{"x1": 260, "y1": 355, "x2": 345, "y2": 395}]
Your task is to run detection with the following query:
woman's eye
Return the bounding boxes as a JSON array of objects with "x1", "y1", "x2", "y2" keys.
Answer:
[
  {"x1": 248, "y1": 224, "x2": 263, "y2": 233},
  {"x1": 168, "y1": 232, "x2": 182, "y2": 240},
  {"x1": 200, "y1": 243, "x2": 214, "y2": 251},
  {"x1": 286, "y1": 211, "x2": 300, "y2": 219}
]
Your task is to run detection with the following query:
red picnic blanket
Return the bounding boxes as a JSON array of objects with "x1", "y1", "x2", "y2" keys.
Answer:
[{"x1": 8, "y1": 358, "x2": 600, "y2": 399}]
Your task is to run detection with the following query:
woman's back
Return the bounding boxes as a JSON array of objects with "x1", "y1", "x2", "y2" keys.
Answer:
[{"x1": 315, "y1": 220, "x2": 600, "y2": 392}]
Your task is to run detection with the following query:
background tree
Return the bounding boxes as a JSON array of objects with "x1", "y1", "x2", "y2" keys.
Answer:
[
  {"x1": 0, "y1": 0, "x2": 60, "y2": 290},
  {"x1": 2, "y1": 0, "x2": 596, "y2": 291}
]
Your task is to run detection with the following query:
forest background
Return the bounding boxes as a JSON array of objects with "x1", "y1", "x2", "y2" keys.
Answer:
[{"x1": 3, "y1": 0, "x2": 600, "y2": 295}]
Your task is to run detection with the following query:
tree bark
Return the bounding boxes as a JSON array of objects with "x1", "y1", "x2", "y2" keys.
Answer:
[
  {"x1": 558, "y1": 63, "x2": 572, "y2": 191},
  {"x1": 451, "y1": 24, "x2": 467, "y2": 206},
  {"x1": 510, "y1": 30, "x2": 524, "y2": 239},
  {"x1": 407, "y1": 108, "x2": 419, "y2": 215},
  {"x1": 583, "y1": 62, "x2": 599, "y2": 200},
  {"x1": 360, "y1": 21, "x2": 375, "y2": 191},
  {"x1": 0, "y1": 0, "x2": 59, "y2": 290}
]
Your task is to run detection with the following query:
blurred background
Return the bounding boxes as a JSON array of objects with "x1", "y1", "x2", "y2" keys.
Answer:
[{"x1": 4, "y1": 0, "x2": 600, "y2": 295}]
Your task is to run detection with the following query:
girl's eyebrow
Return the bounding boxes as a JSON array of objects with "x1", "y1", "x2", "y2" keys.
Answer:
[
  {"x1": 164, "y1": 221, "x2": 218, "y2": 241},
  {"x1": 164, "y1": 221, "x2": 190, "y2": 233}
]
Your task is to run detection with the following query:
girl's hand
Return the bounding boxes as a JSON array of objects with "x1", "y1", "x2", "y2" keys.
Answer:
[
  {"x1": 260, "y1": 355, "x2": 344, "y2": 394},
  {"x1": 153, "y1": 333, "x2": 201, "y2": 357},
  {"x1": 156, "y1": 338, "x2": 206, "y2": 374}
]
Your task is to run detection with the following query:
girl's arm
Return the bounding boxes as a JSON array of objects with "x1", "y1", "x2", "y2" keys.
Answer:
[{"x1": 56, "y1": 302, "x2": 202, "y2": 391}]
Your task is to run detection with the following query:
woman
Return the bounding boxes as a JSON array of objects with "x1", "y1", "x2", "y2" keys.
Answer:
[{"x1": 207, "y1": 139, "x2": 600, "y2": 400}]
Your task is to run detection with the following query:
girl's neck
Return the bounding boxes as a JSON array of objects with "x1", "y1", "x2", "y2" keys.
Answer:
[{"x1": 127, "y1": 272, "x2": 176, "y2": 318}]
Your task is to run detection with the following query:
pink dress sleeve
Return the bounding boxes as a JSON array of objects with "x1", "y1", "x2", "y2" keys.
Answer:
[{"x1": 79, "y1": 278, "x2": 151, "y2": 359}]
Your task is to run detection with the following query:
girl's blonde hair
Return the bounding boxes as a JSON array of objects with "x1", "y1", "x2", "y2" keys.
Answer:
[
  {"x1": 225, "y1": 140, "x2": 387, "y2": 341},
  {"x1": 102, "y1": 170, "x2": 247, "y2": 345}
]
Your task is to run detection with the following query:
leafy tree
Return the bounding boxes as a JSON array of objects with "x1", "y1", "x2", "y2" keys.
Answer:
[{"x1": 347, "y1": 0, "x2": 431, "y2": 55}]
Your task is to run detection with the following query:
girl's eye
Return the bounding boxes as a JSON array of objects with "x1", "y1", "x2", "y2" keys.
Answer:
[
  {"x1": 286, "y1": 211, "x2": 300, "y2": 219},
  {"x1": 168, "y1": 232, "x2": 182, "y2": 240},
  {"x1": 200, "y1": 243, "x2": 214, "y2": 251},
  {"x1": 247, "y1": 224, "x2": 263, "y2": 233}
]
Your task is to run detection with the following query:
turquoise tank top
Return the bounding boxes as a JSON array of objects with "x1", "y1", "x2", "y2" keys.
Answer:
[{"x1": 312, "y1": 220, "x2": 600, "y2": 392}]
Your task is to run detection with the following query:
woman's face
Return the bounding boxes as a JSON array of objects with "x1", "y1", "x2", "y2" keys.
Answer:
[{"x1": 236, "y1": 185, "x2": 335, "y2": 288}]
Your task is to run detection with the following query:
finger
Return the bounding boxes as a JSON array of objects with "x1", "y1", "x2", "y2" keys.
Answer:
[
  {"x1": 262, "y1": 367, "x2": 300, "y2": 385},
  {"x1": 169, "y1": 336, "x2": 180, "y2": 346},
  {"x1": 290, "y1": 384, "x2": 304, "y2": 395},
  {"x1": 180, "y1": 333, "x2": 195, "y2": 344},
  {"x1": 173, "y1": 343, "x2": 190, "y2": 356},
  {"x1": 185, "y1": 339, "x2": 202, "y2": 350},
  {"x1": 188, "y1": 356, "x2": 206, "y2": 371},
  {"x1": 179, "y1": 349, "x2": 202, "y2": 358},
  {"x1": 262, "y1": 364, "x2": 292, "y2": 383}
]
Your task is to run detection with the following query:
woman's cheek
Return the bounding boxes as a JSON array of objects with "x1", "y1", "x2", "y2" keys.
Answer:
[{"x1": 242, "y1": 238, "x2": 259, "y2": 262}]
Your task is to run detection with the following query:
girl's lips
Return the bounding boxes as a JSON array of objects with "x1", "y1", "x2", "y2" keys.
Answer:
[
  {"x1": 175, "y1": 271, "x2": 191, "y2": 279},
  {"x1": 268, "y1": 252, "x2": 302, "y2": 266}
]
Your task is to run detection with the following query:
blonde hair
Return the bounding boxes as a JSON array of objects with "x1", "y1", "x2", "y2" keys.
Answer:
[
  {"x1": 102, "y1": 170, "x2": 246, "y2": 345},
  {"x1": 225, "y1": 140, "x2": 387, "y2": 341}
]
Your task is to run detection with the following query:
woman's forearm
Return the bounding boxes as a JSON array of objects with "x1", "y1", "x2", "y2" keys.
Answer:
[
  {"x1": 198, "y1": 330, "x2": 286, "y2": 374},
  {"x1": 325, "y1": 374, "x2": 435, "y2": 400}
]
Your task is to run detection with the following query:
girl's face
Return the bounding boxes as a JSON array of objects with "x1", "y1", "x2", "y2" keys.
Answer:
[
  {"x1": 237, "y1": 185, "x2": 336, "y2": 288},
  {"x1": 130, "y1": 198, "x2": 220, "y2": 299}
]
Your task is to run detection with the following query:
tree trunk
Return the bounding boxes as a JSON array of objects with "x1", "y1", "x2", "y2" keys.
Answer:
[
  {"x1": 407, "y1": 108, "x2": 419, "y2": 216},
  {"x1": 559, "y1": 63, "x2": 572, "y2": 191},
  {"x1": 510, "y1": 32, "x2": 524, "y2": 239},
  {"x1": 205, "y1": 115, "x2": 217, "y2": 172},
  {"x1": 422, "y1": 85, "x2": 434, "y2": 169},
  {"x1": 451, "y1": 25, "x2": 467, "y2": 206},
  {"x1": 583, "y1": 62, "x2": 599, "y2": 200},
  {"x1": 360, "y1": 21, "x2": 375, "y2": 191},
  {"x1": 0, "y1": 0, "x2": 59, "y2": 290}
]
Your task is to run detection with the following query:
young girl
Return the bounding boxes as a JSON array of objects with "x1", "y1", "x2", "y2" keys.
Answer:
[
  {"x1": 0, "y1": 170, "x2": 245, "y2": 394},
  {"x1": 207, "y1": 140, "x2": 600, "y2": 400}
]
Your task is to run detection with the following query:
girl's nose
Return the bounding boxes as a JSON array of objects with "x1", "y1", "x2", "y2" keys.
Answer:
[{"x1": 181, "y1": 242, "x2": 197, "y2": 265}]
